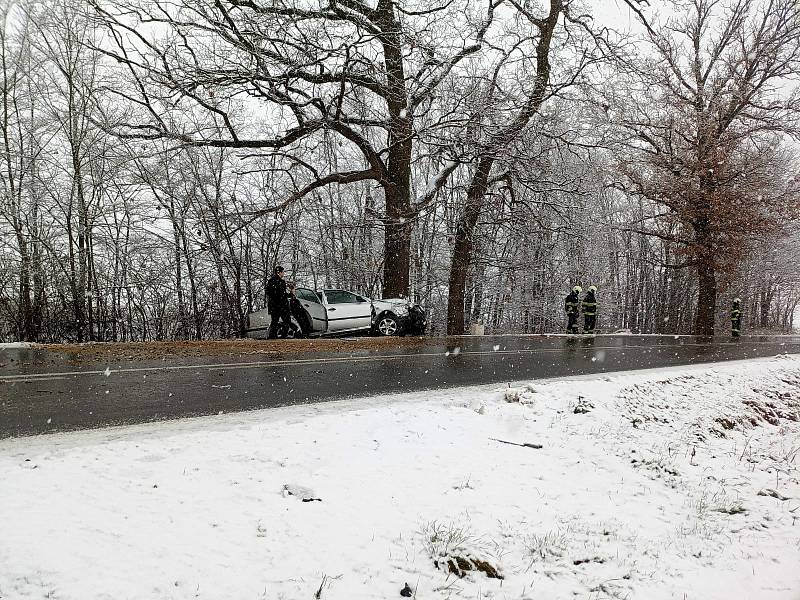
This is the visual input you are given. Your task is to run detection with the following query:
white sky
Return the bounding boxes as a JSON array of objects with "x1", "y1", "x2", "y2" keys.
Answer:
[{"x1": 590, "y1": 0, "x2": 651, "y2": 33}]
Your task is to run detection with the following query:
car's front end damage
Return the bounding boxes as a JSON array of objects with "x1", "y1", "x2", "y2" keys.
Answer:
[
  {"x1": 402, "y1": 304, "x2": 427, "y2": 335},
  {"x1": 372, "y1": 298, "x2": 427, "y2": 336}
]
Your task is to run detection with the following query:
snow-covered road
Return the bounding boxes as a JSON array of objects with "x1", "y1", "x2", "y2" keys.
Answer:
[{"x1": 2, "y1": 356, "x2": 799, "y2": 599}]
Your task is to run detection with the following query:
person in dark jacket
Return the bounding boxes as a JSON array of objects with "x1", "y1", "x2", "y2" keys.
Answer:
[
  {"x1": 582, "y1": 285, "x2": 598, "y2": 334},
  {"x1": 731, "y1": 298, "x2": 742, "y2": 337},
  {"x1": 287, "y1": 283, "x2": 309, "y2": 338},
  {"x1": 564, "y1": 286, "x2": 581, "y2": 334},
  {"x1": 266, "y1": 265, "x2": 290, "y2": 339}
]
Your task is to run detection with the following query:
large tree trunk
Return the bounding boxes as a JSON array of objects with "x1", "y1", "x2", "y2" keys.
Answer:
[
  {"x1": 694, "y1": 258, "x2": 716, "y2": 335},
  {"x1": 383, "y1": 187, "x2": 411, "y2": 298},
  {"x1": 170, "y1": 207, "x2": 188, "y2": 340},
  {"x1": 376, "y1": 0, "x2": 413, "y2": 299},
  {"x1": 693, "y1": 193, "x2": 716, "y2": 336},
  {"x1": 759, "y1": 284, "x2": 774, "y2": 329},
  {"x1": 14, "y1": 231, "x2": 34, "y2": 341},
  {"x1": 69, "y1": 97, "x2": 90, "y2": 342},
  {"x1": 447, "y1": 159, "x2": 493, "y2": 335},
  {"x1": 179, "y1": 227, "x2": 202, "y2": 340}
]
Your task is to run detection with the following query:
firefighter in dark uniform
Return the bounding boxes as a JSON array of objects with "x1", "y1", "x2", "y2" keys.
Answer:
[
  {"x1": 564, "y1": 286, "x2": 581, "y2": 334},
  {"x1": 582, "y1": 285, "x2": 598, "y2": 334},
  {"x1": 731, "y1": 297, "x2": 742, "y2": 338}
]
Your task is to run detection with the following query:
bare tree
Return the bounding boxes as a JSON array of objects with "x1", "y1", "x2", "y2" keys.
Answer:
[
  {"x1": 611, "y1": 0, "x2": 800, "y2": 334},
  {"x1": 86, "y1": 0, "x2": 501, "y2": 298},
  {"x1": 0, "y1": 2, "x2": 47, "y2": 341},
  {"x1": 29, "y1": 0, "x2": 111, "y2": 341}
]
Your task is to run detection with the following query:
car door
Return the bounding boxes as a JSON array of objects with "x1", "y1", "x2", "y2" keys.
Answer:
[
  {"x1": 295, "y1": 288, "x2": 328, "y2": 333},
  {"x1": 322, "y1": 290, "x2": 373, "y2": 332}
]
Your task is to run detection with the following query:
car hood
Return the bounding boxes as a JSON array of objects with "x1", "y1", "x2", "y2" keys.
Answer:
[
  {"x1": 380, "y1": 297, "x2": 410, "y2": 305},
  {"x1": 372, "y1": 298, "x2": 405, "y2": 311},
  {"x1": 373, "y1": 298, "x2": 425, "y2": 315}
]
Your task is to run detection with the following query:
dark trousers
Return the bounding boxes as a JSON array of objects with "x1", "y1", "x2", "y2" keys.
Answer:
[
  {"x1": 583, "y1": 314, "x2": 596, "y2": 334},
  {"x1": 267, "y1": 308, "x2": 292, "y2": 339},
  {"x1": 567, "y1": 312, "x2": 579, "y2": 334},
  {"x1": 731, "y1": 318, "x2": 741, "y2": 337}
]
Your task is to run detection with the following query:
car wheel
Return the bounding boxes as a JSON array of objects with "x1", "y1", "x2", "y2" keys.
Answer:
[{"x1": 375, "y1": 312, "x2": 400, "y2": 336}]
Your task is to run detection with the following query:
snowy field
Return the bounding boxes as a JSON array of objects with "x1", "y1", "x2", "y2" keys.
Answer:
[{"x1": 2, "y1": 357, "x2": 799, "y2": 600}]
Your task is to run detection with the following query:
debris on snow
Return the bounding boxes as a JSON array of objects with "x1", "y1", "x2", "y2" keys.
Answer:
[
  {"x1": 434, "y1": 554, "x2": 503, "y2": 580},
  {"x1": 490, "y1": 437, "x2": 543, "y2": 450},
  {"x1": 282, "y1": 483, "x2": 322, "y2": 502},
  {"x1": 314, "y1": 574, "x2": 331, "y2": 599},
  {"x1": 630, "y1": 455, "x2": 679, "y2": 478},
  {"x1": 502, "y1": 385, "x2": 536, "y2": 404},
  {"x1": 504, "y1": 387, "x2": 524, "y2": 402},
  {"x1": 573, "y1": 556, "x2": 606, "y2": 566},
  {"x1": 573, "y1": 396, "x2": 594, "y2": 414},
  {"x1": 421, "y1": 519, "x2": 503, "y2": 581},
  {"x1": 713, "y1": 503, "x2": 747, "y2": 515},
  {"x1": 758, "y1": 488, "x2": 791, "y2": 501}
]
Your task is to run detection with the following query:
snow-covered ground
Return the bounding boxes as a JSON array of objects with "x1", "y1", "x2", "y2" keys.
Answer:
[{"x1": 2, "y1": 357, "x2": 799, "y2": 600}]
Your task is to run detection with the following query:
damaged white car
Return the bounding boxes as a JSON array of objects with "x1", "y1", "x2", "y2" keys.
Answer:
[{"x1": 246, "y1": 288, "x2": 426, "y2": 338}]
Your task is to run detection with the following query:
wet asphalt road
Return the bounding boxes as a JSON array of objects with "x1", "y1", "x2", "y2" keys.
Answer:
[{"x1": 2, "y1": 334, "x2": 800, "y2": 438}]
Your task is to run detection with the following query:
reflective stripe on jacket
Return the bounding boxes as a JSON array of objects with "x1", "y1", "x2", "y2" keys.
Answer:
[{"x1": 565, "y1": 293, "x2": 580, "y2": 314}]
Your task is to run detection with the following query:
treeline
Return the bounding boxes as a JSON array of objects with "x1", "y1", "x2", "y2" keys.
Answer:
[{"x1": 1, "y1": 0, "x2": 799, "y2": 342}]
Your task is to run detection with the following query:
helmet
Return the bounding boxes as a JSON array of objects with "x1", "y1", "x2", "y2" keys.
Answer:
[
  {"x1": 733, "y1": 297, "x2": 741, "y2": 304},
  {"x1": 572, "y1": 286, "x2": 582, "y2": 293},
  {"x1": 588, "y1": 285, "x2": 597, "y2": 293}
]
